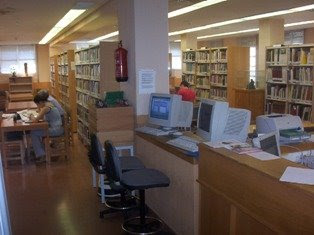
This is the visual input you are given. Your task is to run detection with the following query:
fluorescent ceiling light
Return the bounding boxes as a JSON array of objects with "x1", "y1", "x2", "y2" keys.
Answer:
[
  {"x1": 169, "y1": 4, "x2": 314, "y2": 36},
  {"x1": 174, "y1": 40, "x2": 181, "y2": 42},
  {"x1": 197, "y1": 28, "x2": 259, "y2": 39},
  {"x1": 39, "y1": 9, "x2": 86, "y2": 44},
  {"x1": 197, "y1": 20, "x2": 314, "y2": 39},
  {"x1": 284, "y1": 20, "x2": 314, "y2": 27},
  {"x1": 88, "y1": 31, "x2": 119, "y2": 43},
  {"x1": 168, "y1": 0, "x2": 226, "y2": 18}
]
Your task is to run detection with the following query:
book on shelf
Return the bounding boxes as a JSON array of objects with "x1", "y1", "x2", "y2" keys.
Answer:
[
  {"x1": 210, "y1": 88, "x2": 227, "y2": 99},
  {"x1": 266, "y1": 67, "x2": 288, "y2": 82},
  {"x1": 266, "y1": 101, "x2": 286, "y2": 114},
  {"x1": 266, "y1": 85, "x2": 286, "y2": 99},
  {"x1": 289, "y1": 104, "x2": 312, "y2": 121},
  {"x1": 210, "y1": 74, "x2": 227, "y2": 86},
  {"x1": 196, "y1": 51, "x2": 210, "y2": 62},
  {"x1": 289, "y1": 85, "x2": 312, "y2": 102},
  {"x1": 290, "y1": 67, "x2": 313, "y2": 84},
  {"x1": 196, "y1": 89, "x2": 210, "y2": 99},
  {"x1": 183, "y1": 51, "x2": 195, "y2": 61},
  {"x1": 196, "y1": 77, "x2": 210, "y2": 86}
]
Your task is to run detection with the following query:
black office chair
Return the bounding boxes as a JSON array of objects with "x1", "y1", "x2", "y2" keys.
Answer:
[
  {"x1": 89, "y1": 134, "x2": 145, "y2": 218},
  {"x1": 105, "y1": 140, "x2": 170, "y2": 234}
]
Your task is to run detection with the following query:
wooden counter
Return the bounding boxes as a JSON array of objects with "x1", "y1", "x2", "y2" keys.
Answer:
[
  {"x1": 198, "y1": 143, "x2": 314, "y2": 234},
  {"x1": 135, "y1": 132, "x2": 199, "y2": 235}
]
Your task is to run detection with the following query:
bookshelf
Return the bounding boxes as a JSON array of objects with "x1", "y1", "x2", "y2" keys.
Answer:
[
  {"x1": 8, "y1": 76, "x2": 33, "y2": 101},
  {"x1": 195, "y1": 49, "x2": 211, "y2": 102},
  {"x1": 57, "y1": 50, "x2": 77, "y2": 133},
  {"x1": 75, "y1": 42, "x2": 120, "y2": 145},
  {"x1": 182, "y1": 50, "x2": 196, "y2": 87},
  {"x1": 265, "y1": 44, "x2": 314, "y2": 121},
  {"x1": 50, "y1": 55, "x2": 59, "y2": 99}
]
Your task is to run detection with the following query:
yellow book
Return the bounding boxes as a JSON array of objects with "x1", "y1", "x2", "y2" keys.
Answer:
[{"x1": 300, "y1": 49, "x2": 307, "y2": 64}]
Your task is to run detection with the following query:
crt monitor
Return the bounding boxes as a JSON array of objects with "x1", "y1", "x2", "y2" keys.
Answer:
[
  {"x1": 148, "y1": 93, "x2": 182, "y2": 128},
  {"x1": 196, "y1": 99, "x2": 229, "y2": 142}
]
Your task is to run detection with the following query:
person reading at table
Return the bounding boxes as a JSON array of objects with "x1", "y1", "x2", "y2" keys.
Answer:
[
  {"x1": 30, "y1": 94, "x2": 64, "y2": 162},
  {"x1": 37, "y1": 89, "x2": 65, "y2": 116}
]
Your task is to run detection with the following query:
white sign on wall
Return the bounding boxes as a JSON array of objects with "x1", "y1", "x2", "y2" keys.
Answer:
[{"x1": 138, "y1": 69, "x2": 156, "y2": 94}]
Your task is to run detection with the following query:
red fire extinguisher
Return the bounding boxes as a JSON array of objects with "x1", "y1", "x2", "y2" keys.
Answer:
[{"x1": 115, "y1": 41, "x2": 128, "y2": 82}]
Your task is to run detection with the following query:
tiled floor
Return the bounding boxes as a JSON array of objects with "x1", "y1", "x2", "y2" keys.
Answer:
[{"x1": 4, "y1": 135, "x2": 172, "y2": 235}]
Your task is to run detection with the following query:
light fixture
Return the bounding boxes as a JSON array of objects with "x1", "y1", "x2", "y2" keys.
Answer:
[
  {"x1": 88, "y1": 31, "x2": 119, "y2": 43},
  {"x1": 168, "y1": 0, "x2": 227, "y2": 18},
  {"x1": 197, "y1": 20, "x2": 314, "y2": 40},
  {"x1": 39, "y1": 9, "x2": 86, "y2": 44},
  {"x1": 174, "y1": 40, "x2": 182, "y2": 42},
  {"x1": 169, "y1": 4, "x2": 314, "y2": 36}
]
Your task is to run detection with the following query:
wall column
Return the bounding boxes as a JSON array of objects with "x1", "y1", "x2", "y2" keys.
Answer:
[
  {"x1": 117, "y1": 0, "x2": 169, "y2": 124},
  {"x1": 258, "y1": 18, "x2": 284, "y2": 73},
  {"x1": 181, "y1": 33, "x2": 197, "y2": 51}
]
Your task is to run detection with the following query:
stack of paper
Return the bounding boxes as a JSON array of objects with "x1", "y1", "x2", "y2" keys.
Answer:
[{"x1": 280, "y1": 167, "x2": 314, "y2": 185}]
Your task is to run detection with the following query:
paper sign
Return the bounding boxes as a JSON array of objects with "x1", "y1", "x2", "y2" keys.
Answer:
[
  {"x1": 139, "y1": 69, "x2": 156, "y2": 94},
  {"x1": 280, "y1": 166, "x2": 314, "y2": 185}
]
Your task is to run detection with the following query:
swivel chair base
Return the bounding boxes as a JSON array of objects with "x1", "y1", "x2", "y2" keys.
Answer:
[{"x1": 122, "y1": 216, "x2": 163, "y2": 235}]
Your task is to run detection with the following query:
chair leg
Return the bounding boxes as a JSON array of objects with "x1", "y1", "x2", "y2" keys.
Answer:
[
  {"x1": 100, "y1": 174, "x2": 105, "y2": 203},
  {"x1": 139, "y1": 190, "x2": 146, "y2": 226},
  {"x1": 92, "y1": 168, "x2": 97, "y2": 188}
]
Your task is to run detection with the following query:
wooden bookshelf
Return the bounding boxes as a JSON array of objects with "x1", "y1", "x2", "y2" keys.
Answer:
[
  {"x1": 75, "y1": 42, "x2": 120, "y2": 145},
  {"x1": 8, "y1": 76, "x2": 33, "y2": 102},
  {"x1": 50, "y1": 55, "x2": 59, "y2": 99},
  {"x1": 57, "y1": 50, "x2": 77, "y2": 133},
  {"x1": 265, "y1": 44, "x2": 314, "y2": 121},
  {"x1": 182, "y1": 50, "x2": 196, "y2": 88},
  {"x1": 195, "y1": 49, "x2": 211, "y2": 102}
]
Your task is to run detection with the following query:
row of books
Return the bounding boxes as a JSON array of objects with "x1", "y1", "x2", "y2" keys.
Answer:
[
  {"x1": 266, "y1": 48, "x2": 288, "y2": 64},
  {"x1": 60, "y1": 85, "x2": 68, "y2": 94},
  {"x1": 196, "y1": 64, "x2": 209, "y2": 73},
  {"x1": 196, "y1": 51, "x2": 210, "y2": 61},
  {"x1": 196, "y1": 89, "x2": 210, "y2": 99},
  {"x1": 58, "y1": 65, "x2": 68, "y2": 76},
  {"x1": 183, "y1": 63, "x2": 196, "y2": 73},
  {"x1": 60, "y1": 93, "x2": 69, "y2": 105},
  {"x1": 266, "y1": 85, "x2": 286, "y2": 99},
  {"x1": 77, "y1": 92, "x2": 90, "y2": 108},
  {"x1": 210, "y1": 88, "x2": 227, "y2": 99},
  {"x1": 75, "y1": 50, "x2": 88, "y2": 63},
  {"x1": 289, "y1": 104, "x2": 312, "y2": 121},
  {"x1": 266, "y1": 67, "x2": 288, "y2": 82},
  {"x1": 58, "y1": 54, "x2": 68, "y2": 65},
  {"x1": 183, "y1": 74, "x2": 195, "y2": 85},
  {"x1": 210, "y1": 63, "x2": 227, "y2": 72},
  {"x1": 182, "y1": 51, "x2": 195, "y2": 61},
  {"x1": 50, "y1": 64, "x2": 55, "y2": 73},
  {"x1": 289, "y1": 85, "x2": 312, "y2": 102},
  {"x1": 77, "y1": 121, "x2": 90, "y2": 141},
  {"x1": 210, "y1": 75, "x2": 227, "y2": 86},
  {"x1": 60, "y1": 75, "x2": 68, "y2": 84},
  {"x1": 77, "y1": 105, "x2": 89, "y2": 124},
  {"x1": 210, "y1": 49, "x2": 227, "y2": 61},
  {"x1": 265, "y1": 101, "x2": 286, "y2": 114},
  {"x1": 76, "y1": 79, "x2": 100, "y2": 94},
  {"x1": 291, "y1": 48, "x2": 314, "y2": 64},
  {"x1": 290, "y1": 67, "x2": 313, "y2": 84},
  {"x1": 196, "y1": 77, "x2": 210, "y2": 86},
  {"x1": 76, "y1": 65, "x2": 91, "y2": 77}
]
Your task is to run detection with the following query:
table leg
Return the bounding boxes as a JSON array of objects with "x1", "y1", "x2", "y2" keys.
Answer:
[
  {"x1": 1, "y1": 130, "x2": 7, "y2": 168},
  {"x1": 45, "y1": 129, "x2": 50, "y2": 164}
]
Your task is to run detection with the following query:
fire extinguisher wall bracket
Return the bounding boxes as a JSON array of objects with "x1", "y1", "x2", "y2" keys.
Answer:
[{"x1": 115, "y1": 40, "x2": 128, "y2": 82}]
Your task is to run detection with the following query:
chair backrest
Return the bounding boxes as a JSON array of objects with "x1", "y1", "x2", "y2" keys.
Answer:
[
  {"x1": 89, "y1": 134, "x2": 105, "y2": 169},
  {"x1": 104, "y1": 140, "x2": 122, "y2": 182}
]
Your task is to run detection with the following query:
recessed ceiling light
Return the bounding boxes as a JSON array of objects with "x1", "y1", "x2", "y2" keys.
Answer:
[
  {"x1": 168, "y1": 0, "x2": 227, "y2": 18},
  {"x1": 169, "y1": 4, "x2": 314, "y2": 36},
  {"x1": 39, "y1": 9, "x2": 86, "y2": 44}
]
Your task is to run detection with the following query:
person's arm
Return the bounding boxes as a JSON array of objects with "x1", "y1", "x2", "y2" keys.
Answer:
[{"x1": 31, "y1": 106, "x2": 50, "y2": 122}]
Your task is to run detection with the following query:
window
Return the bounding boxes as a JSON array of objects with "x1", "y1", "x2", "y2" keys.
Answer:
[
  {"x1": 0, "y1": 45, "x2": 37, "y2": 76},
  {"x1": 249, "y1": 47, "x2": 256, "y2": 81},
  {"x1": 169, "y1": 42, "x2": 182, "y2": 70},
  {"x1": 172, "y1": 56, "x2": 182, "y2": 70}
]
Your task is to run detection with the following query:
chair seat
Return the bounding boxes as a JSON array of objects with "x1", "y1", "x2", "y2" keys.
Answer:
[
  {"x1": 119, "y1": 156, "x2": 145, "y2": 172},
  {"x1": 121, "y1": 168, "x2": 170, "y2": 190}
]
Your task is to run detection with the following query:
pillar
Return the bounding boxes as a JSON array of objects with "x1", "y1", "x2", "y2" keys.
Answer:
[
  {"x1": 117, "y1": 0, "x2": 169, "y2": 124},
  {"x1": 181, "y1": 33, "x2": 197, "y2": 51},
  {"x1": 258, "y1": 18, "x2": 284, "y2": 73}
]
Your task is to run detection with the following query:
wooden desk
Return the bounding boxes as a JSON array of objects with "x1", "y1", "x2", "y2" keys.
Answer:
[
  {"x1": 135, "y1": 132, "x2": 199, "y2": 235},
  {"x1": 198, "y1": 143, "x2": 314, "y2": 234},
  {"x1": 9, "y1": 93, "x2": 33, "y2": 102},
  {"x1": 6, "y1": 101, "x2": 37, "y2": 113},
  {"x1": 1, "y1": 118, "x2": 50, "y2": 167}
]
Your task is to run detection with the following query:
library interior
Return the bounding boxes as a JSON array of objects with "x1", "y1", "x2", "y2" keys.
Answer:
[{"x1": 1, "y1": 0, "x2": 314, "y2": 234}]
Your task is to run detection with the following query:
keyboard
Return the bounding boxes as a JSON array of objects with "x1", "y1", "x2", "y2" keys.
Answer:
[
  {"x1": 167, "y1": 136, "x2": 200, "y2": 152},
  {"x1": 135, "y1": 126, "x2": 170, "y2": 136}
]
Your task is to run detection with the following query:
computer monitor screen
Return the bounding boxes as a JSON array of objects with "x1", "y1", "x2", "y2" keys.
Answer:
[
  {"x1": 196, "y1": 99, "x2": 229, "y2": 142},
  {"x1": 259, "y1": 133, "x2": 280, "y2": 156},
  {"x1": 198, "y1": 103, "x2": 212, "y2": 132},
  {"x1": 148, "y1": 93, "x2": 182, "y2": 128},
  {"x1": 150, "y1": 97, "x2": 170, "y2": 120}
]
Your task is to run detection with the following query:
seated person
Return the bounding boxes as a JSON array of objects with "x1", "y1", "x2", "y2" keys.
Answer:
[
  {"x1": 37, "y1": 89, "x2": 65, "y2": 116},
  {"x1": 177, "y1": 81, "x2": 196, "y2": 102},
  {"x1": 30, "y1": 94, "x2": 64, "y2": 162}
]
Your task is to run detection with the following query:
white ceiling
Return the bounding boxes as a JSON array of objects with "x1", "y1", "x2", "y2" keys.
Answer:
[{"x1": 0, "y1": 0, "x2": 314, "y2": 45}]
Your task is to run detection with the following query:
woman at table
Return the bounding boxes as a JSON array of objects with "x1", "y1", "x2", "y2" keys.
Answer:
[{"x1": 30, "y1": 94, "x2": 64, "y2": 162}]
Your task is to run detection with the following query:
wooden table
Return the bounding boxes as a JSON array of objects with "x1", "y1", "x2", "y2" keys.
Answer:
[
  {"x1": 6, "y1": 101, "x2": 37, "y2": 113},
  {"x1": 9, "y1": 93, "x2": 33, "y2": 102},
  {"x1": 1, "y1": 118, "x2": 50, "y2": 167}
]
